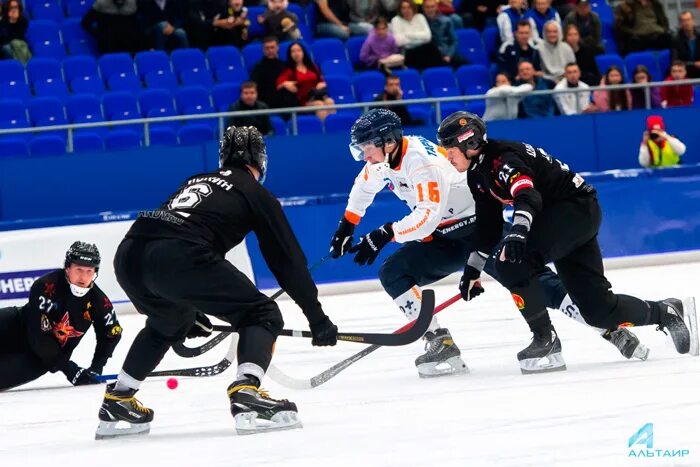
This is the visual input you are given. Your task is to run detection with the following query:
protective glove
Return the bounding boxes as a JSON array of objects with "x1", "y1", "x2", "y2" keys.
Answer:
[
  {"x1": 187, "y1": 312, "x2": 213, "y2": 339},
  {"x1": 500, "y1": 224, "x2": 528, "y2": 264},
  {"x1": 459, "y1": 265, "x2": 485, "y2": 302},
  {"x1": 65, "y1": 363, "x2": 102, "y2": 386},
  {"x1": 309, "y1": 315, "x2": 338, "y2": 346},
  {"x1": 329, "y1": 217, "x2": 356, "y2": 258},
  {"x1": 348, "y1": 222, "x2": 393, "y2": 266}
]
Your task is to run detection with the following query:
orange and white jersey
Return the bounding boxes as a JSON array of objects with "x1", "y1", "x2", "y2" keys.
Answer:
[{"x1": 345, "y1": 135, "x2": 475, "y2": 243}]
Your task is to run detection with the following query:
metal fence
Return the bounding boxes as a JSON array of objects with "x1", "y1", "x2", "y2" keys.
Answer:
[{"x1": 1, "y1": 77, "x2": 699, "y2": 152}]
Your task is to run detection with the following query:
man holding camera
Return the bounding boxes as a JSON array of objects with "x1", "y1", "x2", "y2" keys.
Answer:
[{"x1": 639, "y1": 115, "x2": 686, "y2": 168}]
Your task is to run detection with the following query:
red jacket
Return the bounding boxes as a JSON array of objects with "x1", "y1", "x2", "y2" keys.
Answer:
[
  {"x1": 276, "y1": 65, "x2": 324, "y2": 106},
  {"x1": 660, "y1": 77, "x2": 694, "y2": 107}
]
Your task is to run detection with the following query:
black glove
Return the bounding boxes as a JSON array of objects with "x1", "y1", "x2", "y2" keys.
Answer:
[
  {"x1": 187, "y1": 312, "x2": 213, "y2": 339},
  {"x1": 65, "y1": 363, "x2": 102, "y2": 386},
  {"x1": 329, "y1": 217, "x2": 356, "y2": 258},
  {"x1": 459, "y1": 265, "x2": 485, "y2": 301},
  {"x1": 500, "y1": 224, "x2": 528, "y2": 264},
  {"x1": 348, "y1": 222, "x2": 393, "y2": 266},
  {"x1": 309, "y1": 315, "x2": 338, "y2": 346}
]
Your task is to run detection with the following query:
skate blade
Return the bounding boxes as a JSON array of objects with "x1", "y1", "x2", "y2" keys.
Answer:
[
  {"x1": 632, "y1": 344, "x2": 650, "y2": 361},
  {"x1": 94, "y1": 420, "x2": 151, "y2": 440},
  {"x1": 519, "y1": 352, "x2": 567, "y2": 375},
  {"x1": 683, "y1": 297, "x2": 699, "y2": 357},
  {"x1": 234, "y1": 411, "x2": 302, "y2": 436},
  {"x1": 417, "y1": 356, "x2": 469, "y2": 378}
]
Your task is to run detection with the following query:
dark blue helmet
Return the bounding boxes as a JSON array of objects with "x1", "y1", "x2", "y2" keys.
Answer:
[
  {"x1": 349, "y1": 109, "x2": 403, "y2": 161},
  {"x1": 219, "y1": 126, "x2": 268, "y2": 183}
]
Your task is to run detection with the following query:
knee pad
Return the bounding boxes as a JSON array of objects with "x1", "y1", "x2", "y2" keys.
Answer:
[
  {"x1": 493, "y1": 260, "x2": 532, "y2": 289},
  {"x1": 259, "y1": 306, "x2": 284, "y2": 338}
]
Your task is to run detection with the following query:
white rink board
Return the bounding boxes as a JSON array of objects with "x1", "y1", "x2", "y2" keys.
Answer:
[{"x1": 1, "y1": 262, "x2": 699, "y2": 467}]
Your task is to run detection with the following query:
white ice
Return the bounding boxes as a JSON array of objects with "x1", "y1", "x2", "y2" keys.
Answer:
[{"x1": 1, "y1": 262, "x2": 699, "y2": 467}]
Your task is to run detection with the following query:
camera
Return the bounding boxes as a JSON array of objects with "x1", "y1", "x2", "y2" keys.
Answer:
[{"x1": 649, "y1": 131, "x2": 661, "y2": 141}]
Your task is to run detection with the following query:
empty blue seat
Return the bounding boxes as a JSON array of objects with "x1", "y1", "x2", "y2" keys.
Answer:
[
  {"x1": 103, "y1": 92, "x2": 141, "y2": 121},
  {"x1": 324, "y1": 113, "x2": 356, "y2": 133},
  {"x1": 26, "y1": 19, "x2": 61, "y2": 46},
  {"x1": 601, "y1": 36, "x2": 618, "y2": 55},
  {"x1": 107, "y1": 73, "x2": 142, "y2": 92},
  {"x1": 242, "y1": 43, "x2": 263, "y2": 73},
  {"x1": 456, "y1": 64, "x2": 490, "y2": 94},
  {"x1": 29, "y1": 1, "x2": 65, "y2": 22},
  {"x1": 353, "y1": 71, "x2": 385, "y2": 102},
  {"x1": 325, "y1": 75, "x2": 355, "y2": 102},
  {"x1": 28, "y1": 97, "x2": 67, "y2": 127},
  {"x1": 61, "y1": 19, "x2": 89, "y2": 45},
  {"x1": 423, "y1": 67, "x2": 459, "y2": 97},
  {"x1": 171, "y1": 48, "x2": 208, "y2": 77},
  {"x1": 63, "y1": 55, "x2": 99, "y2": 85},
  {"x1": 98, "y1": 53, "x2": 136, "y2": 83},
  {"x1": 625, "y1": 52, "x2": 662, "y2": 82},
  {"x1": 34, "y1": 79, "x2": 70, "y2": 99},
  {"x1": 591, "y1": 0, "x2": 614, "y2": 25},
  {"x1": 178, "y1": 124, "x2": 214, "y2": 145},
  {"x1": 30, "y1": 135, "x2": 66, "y2": 156},
  {"x1": 456, "y1": 28, "x2": 488, "y2": 66},
  {"x1": 270, "y1": 115, "x2": 287, "y2": 136},
  {"x1": 392, "y1": 69, "x2": 424, "y2": 95},
  {"x1": 0, "y1": 79, "x2": 31, "y2": 103},
  {"x1": 105, "y1": 130, "x2": 141, "y2": 150},
  {"x1": 321, "y1": 59, "x2": 353, "y2": 77},
  {"x1": 657, "y1": 49, "x2": 671, "y2": 77},
  {"x1": 207, "y1": 46, "x2": 246, "y2": 82},
  {"x1": 70, "y1": 75, "x2": 104, "y2": 94},
  {"x1": 65, "y1": 0, "x2": 92, "y2": 18},
  {"x1": 72, "y1": 132, "x2": 104, "y2": 152},
  {"x1": 212, "y1": 83, "x2": 241, "y2": 112},
  {"x1": 180, "y1": 68, "x2": 214, "y2": 87},
  {"x1": 0, "y1": 60, "x2": 27, "y2": 86},
  {"x1": 311, "y1": 38, "x2": 346, "y2": 64},
  {"x1": 148, "y1": 127, "x2": 178, "y2": 146},
  {"x1": 144, "y1": 70, "x2": 179, "y2": 91},
  {"x1": 140, "y1": 89, "x2": 176, "y2": 116},
  {"x1": 67, "y1": 37, "x2": 98, "y2": 56},
  {"x1": 346, "y1": 36, "x2": 365, "y2": 68},
  {"x1": 482, "y1": 26, "x2": 500, "y2": 59},
  {"x1": 135, "y1": 50, "x2": 171, "y2": 79},
  {"x1": 0, "y1": 100, "x2": 29, "y2": 129},
  {"x1": 175, "y1": 86, "x2": 216, "y2": 129},
  {"x1": 595, "y1": 54, "x2": 626, "y2": 79},
  {"x1": 0, "y1": 138, "x2": 30, "y2": 157},
  {"x1": 293, "y1": 115, "x2": 323, "y2": 135},
  {"x1": 146, "y1": 106, "x2": 180, "y2": 130},
  {"x1": 27, "y1": 57, "x2": 63, "y2": 86},
  {"x1": 32, "y1": 40, "x2": 67, "y2": 58},
  {"x1": 66, "y1": 94, "x2": 104, "y2": 123},
  {"x1": 246, "y1": 6, "x2": 266, "y2": 39},
  {"x1": 214, "y1": 65, "x2": 248, "y2": 84}
]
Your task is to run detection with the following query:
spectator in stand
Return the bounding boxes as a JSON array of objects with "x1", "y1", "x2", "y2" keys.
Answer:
[
  {"x1": 259, "y1": 0, "x2": 301, "y2": 42},
  {"x1": 390, "y1": 0, "x2": 443, "y2": 69},
  {"x1": 661, "y1": 60, "x2": 694, "y2": 107},
  {"x1": 554, "y1": 62, "x2": 596, "y2": 114},
  {"x1": 80, "y1": 0, "x2": 141, "y2": 54},
  {"x1": 515, "y1": 60, "x2": 557, "y2": 117},
  {"x1": 498, "y1": 20, "x2": 542, "y2": 81},
  {"x1": 140, "y1": 0, "x2": 190, "y2": 51},
  {"x1": 314, "y1": 0, "x2": 352, "y2": 39},
  {"x1": 360, "y1": 17, "x2": 405, "y2": 73},
  {"x1": 346, "y1": 0, "x2": 379, "y2": 36},
  {"x1": 251, "y1": 36, "x2": 288, "y2": 109},
  {"x1": 564, "y1": 0, "x2": 603, "y2": 53},
  {"x1": 592, "y1": 65, "x2": 631, "y2": 111},
  {"x1": 435, "y1": 0, "x2": 463, "y2": 31},
  {"x1": 483, "y1": 71, "x2": 534, "y2": 120},
  {"x1": 0, "y1": 0, "x2": 30, "y2": 63},
  {"x1": 526, "y1": 0, "x2": 562, "y2": 43},
  {"x1": 673, "y1": 11, "x2": 700, "y2": 79},
  {"x1": 614, "y1": 0, "x2": 671, "y2": 56},
  {"x1": 639, "y1": 115, "x2": 686, "y2": 168},
  {"x1": 497, "y1": 0, "x2": 527, "y2": 44},
  {"x1": 374, "y1": 75, "x2": 422, "y2": 125},
  {"x1": 630, "y1": 64, "x2": 662, "y2": 109},
  {"x1": 564, "y1": 24, "x2": 600, "y2": 85},
  {"x1": 551, "y1": 0, "x2": 576, "y2": 19},
  {"x1": 423, "y1": 0, "x2": 468, "y2": 68},
  {"x1": 227, "y1": 82, "x2": 274, "y2": 135},
  {"x1": 459, "y1": 0, "x2": 501, "y2": 31},
  {"x1": 538, "y1": 20, "x2": 575, "y2": 82},
  {"x1": 276, "y1": 41, "x2": 336, "y2": 121},
  {"x1": 188, "y1": 0, "x2": 249, "y2": 49}
]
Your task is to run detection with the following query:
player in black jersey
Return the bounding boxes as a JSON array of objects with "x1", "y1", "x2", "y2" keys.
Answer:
[
  {"x1": 0, "y1": 242, "x2": 122, "y2": 390},
  {"x1": 436, "y1": 112, "x2": 696, "y2": 374},
  {"x1": 95, "y1": 126, "x2": 338, "y2": 439}
]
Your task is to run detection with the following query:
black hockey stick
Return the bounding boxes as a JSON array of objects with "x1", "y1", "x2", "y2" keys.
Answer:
[
  {"x1": 209, "y1": 289, "x2": 435, "y2": 346},
  {"x1": 172, "y1": 254, "x2": 331, "y2": 358},
  {"x1": 268, "y1": 293, "x2": 461, "y2": 389}
]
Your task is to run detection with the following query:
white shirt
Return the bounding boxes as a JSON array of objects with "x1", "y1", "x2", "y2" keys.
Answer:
[
  {"x1": 345, "y1": 136, "x2": 475, "y2": 243},
  {"x1": 390, "y1": 14, "x2": 432, "y2": 49},
  {"x1": 553, "y1": 79, "x2": 591, "y2": 115},
  {"x1": 483, "y1": 83, "x2": 533, "y2": 121}
]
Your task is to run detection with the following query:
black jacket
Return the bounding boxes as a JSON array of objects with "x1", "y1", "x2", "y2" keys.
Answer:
[
  {"x1": 227, "y1": 100, "x2": 273, "y2": 135},
  {"x1": 673, "y1": 28, "x2": 700, "y2": 65},
  {"x1": 139, "y1": 0, "x2": 188, "y2": 29}
]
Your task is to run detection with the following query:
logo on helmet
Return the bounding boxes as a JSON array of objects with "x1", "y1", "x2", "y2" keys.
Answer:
[
  {"x1": 457, "y1": 129, "x2": 475, "y2": 143},
  {"x1": 459, "y1": 118, "x2": 467, "y2": 126}
]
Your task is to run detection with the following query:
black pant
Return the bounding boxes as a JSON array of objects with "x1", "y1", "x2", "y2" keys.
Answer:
[
  {"x1": 0, "y1": 307, "x2": 48, "y2": 390},
  {"x1": 114, "y1": 237, "x2": 284, "y2": 381},
  {"x1": 494, "y1": 194, "x2": 660, "y2": 332}
]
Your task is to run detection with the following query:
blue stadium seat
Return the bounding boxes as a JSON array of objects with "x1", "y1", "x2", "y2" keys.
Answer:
[
  {"x1": 324, "y1": 113, "x2": 356, "y2": 133},
  {"x1": 591, "y1": 0, "x2": 614, "y2": 25},
  {"x1": 456, "y1": 64, "x2": 490, "y2": 95},
  {"x1": 135, "y1": 50, "x2": 171, "y2": 79},
  {"x1": 105, "y1": 129, "x2": 141, "y2": 150},
  {"x1": 144, "y1": 70, "x2": 179, "y2": 91},
  {"x1": 353, "y1": 71, "x2": 385, "y2": 102},
  {"x1": 207, "y1": 46, "x2": 246, "y2": 83},
  {"x1": 601, "y1": 36, "x2": 618, "y2": 55},
  {"x1": 107, "y1": 73, "x2": 142, "y2": 92},
  {"x1": 325, "y1": 75, "x2": 355, "y2": 102},
  {"x1": 27, "y1": 57, "x2": 63, "y2": 87},
  {"x1": 33, "y1": 41, "x2": 67, "y2": 59},
  {"x1": 0, "y1": 100, "x2": 29, "y2": 129},
  {"x1": 66, "y1": 94, "x2": 104, "y2": 124},
  {"x1": 0, "y1": 79, "x2": 31, "y2": 103},
  {"x1": 34, "y1": 79, "x2": 70, "y2": 100},
  {"x1": 70, "y1": 75, "x2": 104, "y2": 94},
  {"x1": 178, "y1": 124, "x2": 214, "y2": 145},
  {"x1": 28, "y1": 97, "x2": 67, "y2": 127},
  {"x1": 103, "y1": 92, "x2": 141, "y2": 121},
  {"x1": 270, "y1": 115, "x2": 287, "y2": 136},
  {"x1": 148, "y1": 127, "x2": 178, "y2": 146},
  {"x1": 392, "y1": 68, "x2": 424, "y2": 96},
  {"x1": 312, "y1": 38, "x2": 347, "y2": 64},
  {"x1": 625, "y1": 52, "x2": 662, "y2": 82},
  {"x1": 30, "y1": 135, "x2": 66, "y2": 156},
  {"x1": 0, "y1": 138, "x2": 30, "y2": 157},
  {"x1": 29, "y1": 1, "x2": 65, "y2": 22},
  {"x1": 456, "y1": 29, "x2": 488, "y2": 66},
  {"x1": 175, "y1": 86, "x2": 214, "y2": 115},
  {"x1": 61, "y1": 18, "x2": 90, "y2": 44},
  {"x1": 26, "y1": 20, "x2": 64, "y2": 58},
  {"x1": 63, "y1": 55, "x2": 99, "y2": 85},
  {"x1": 482, "y1": 26, "x2": 500, "y2": 59},
  {"x1": 67, "y1": 37, "x2": 98, "y2": 56},
  {"x1": 346, "y1": 36, "x2": 365, "y2": 68},
  {"x1": 72, "y1": 132, "x2": 104, "y2": 152},
  {"x1": 292, "y1": 115, "x2": 323, "y2": 135},
  {"x1": 595, "y1": 54, "x2": 626, "y2": 79},
  {"x1": 321, "y1": 59, "x2": 353, "y2": 77},
  {"x1": 422, "y1": 67, "x2": 459, "y2": 97},
  {"x1": 180, "y1": 68, "x2": 214, "y2": 87},
  {"x1": 657, "y1": 49, "x2": 671, "y2": 77},
  {"x1": 242, "y1": 43, "x2": 263, "y2": 73},
  {"x1": 98, "y1": 53, "x2": 137, "y2": 84},
  {"x1": 214, "y1": 65, "x2": 248, "y2": 83},
  {"x1": 139, "y1": 89, "x2": 176, "y2": 117},
  {"x1": 171, "y1": 48, "x2": 208, "y2": 77},
  {"x1": 212, "y1": 82, "x2": 241, "y2": 112},
  {"x1": 246, "y1": 6, "x2": 266, "y2": 39},
  {"x1": 146, "y1": 106, "x2": 180, "y2": 130},
  {"x1": 65, "y1": 0, "x2": 92, "y2": 18},
  {"x1": 287, "y1": 3, "x2": 306, "y2": 25}
]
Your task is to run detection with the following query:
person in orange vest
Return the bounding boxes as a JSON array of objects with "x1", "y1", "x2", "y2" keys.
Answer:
[{"x1": 638, "y1": 115, "x2": 686, "y2": 168}]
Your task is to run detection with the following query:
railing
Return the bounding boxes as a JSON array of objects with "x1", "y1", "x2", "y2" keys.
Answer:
[{"x1": 1, "y1": 78, "x2": 699, "y2": 152}]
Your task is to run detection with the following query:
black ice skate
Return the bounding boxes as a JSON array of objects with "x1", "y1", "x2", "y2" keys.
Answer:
[
  {"x1": 658, "y1": 298, "x2": 699, "y2": 355},
  {"x1": 517, "y1": 326, "x2": 566, "y2": 375},
  {"x1": 601, "y1": 327, "x2": 650, "y2": 360},
  {"x1": 228, "y1": 377, "x2": 302, "y2": 435},
  {"x1": 414, "y1": 328, "x2": 468, "y2": 378},
  {"x1": 95, "y1": 382, "x2": 154, "y2": 440}
]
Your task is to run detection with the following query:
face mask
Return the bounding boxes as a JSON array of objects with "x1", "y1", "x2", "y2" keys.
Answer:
[{"x1": 69, "y1": 282, "x2": 92, "y2": 297}]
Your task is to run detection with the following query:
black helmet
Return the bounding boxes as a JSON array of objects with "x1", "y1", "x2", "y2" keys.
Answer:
[
  {"x1": 219, "y1": 126, "x2": 268, "y2": 182},
  {"x1": 436, "y1": 111, "x2": 487, "y2": 153},
  {"x1": 349, "y1": 108, "x2": 403, "y2": 161},
  {"x1": 64, "y1": 241, "x2": 100, "y2": 270}
]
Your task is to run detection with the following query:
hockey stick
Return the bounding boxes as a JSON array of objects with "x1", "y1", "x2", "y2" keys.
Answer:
[
  {"x1": 98, "y1": 334, "x2": 239, "y2": 381},
  {"x1": 268, "y1": 292, "x2": 462, "y2": 389},
  {"x1": 209, "y1": 289, "x2": 436, "y2": 346},
  {"x1": 172, "y1": 254, "x2": 332, "y2": 358}
]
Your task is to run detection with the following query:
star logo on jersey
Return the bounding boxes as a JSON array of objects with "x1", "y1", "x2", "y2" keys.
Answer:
[
  {"x1": 511, "y1": 293, "x2": 525, "y2": 310},
  {"x1": 44, "y1": 282, "x2": 56, "y2": 298},
  {"x1": 83, "y1": 310, "x2": 91, "y2": 321},
  {"x1": 52, "y1": 312, "x2": 84, "y2": 347},
  {"x1": 103, "y1": 296, "x2": 112, "y2": 309}
]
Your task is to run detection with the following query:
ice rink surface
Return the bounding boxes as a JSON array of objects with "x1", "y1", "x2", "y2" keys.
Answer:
[{"x1": 1, "y1": 262, "x2": 699, "y2": 467}]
